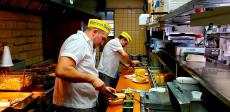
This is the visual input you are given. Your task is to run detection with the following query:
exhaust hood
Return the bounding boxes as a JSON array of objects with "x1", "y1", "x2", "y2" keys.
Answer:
[{"x1": 0, "y1": 0, "x2": 100, "y2": 19}]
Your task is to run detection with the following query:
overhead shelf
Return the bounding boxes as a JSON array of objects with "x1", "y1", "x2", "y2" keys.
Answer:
[
  {"x1": 151, "y1": 12, "x2": 168, "y2": 15},
  {"x1": 159, "y1": 0, "x2": 196, "y2": 25},
  {"x1": 197, "y1": 0, "x2": 230, "y2": 8},
  {"x1": 191, "y1": 6, "x2": 230, "y2": 26},
  {"x1": 159, "y1": 0, "x2": 230, "y2": 25}
]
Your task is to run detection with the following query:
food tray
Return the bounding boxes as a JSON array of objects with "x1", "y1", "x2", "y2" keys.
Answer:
[
  {"x1": 0, "y1": 71, "x2": 32, "y2": 91},
  {"x1": 0, "y1": 92, "x2": 32, "y2": 107}
]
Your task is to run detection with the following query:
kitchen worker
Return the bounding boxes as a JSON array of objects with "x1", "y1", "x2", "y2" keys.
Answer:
[
  {"x1": 97, "y1": 31, "x2": 135, "y2": 88},
  {"x1": 53, "y1": 19, "x2": 116, "y2": 112}
]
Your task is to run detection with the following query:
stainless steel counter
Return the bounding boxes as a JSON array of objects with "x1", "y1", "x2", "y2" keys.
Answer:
[
  {"x1": 0, "y1": 107, "x2": 7, "y2": 112},
  {"x1": 175, "y1": 56, "x2": 230, "y2": 107},
  {"x1": 167, "y1": 81, "x2": 209, "y2": 112},
  {"x1": 27, "y1": 84, "x2": 54, "y2": 112}
]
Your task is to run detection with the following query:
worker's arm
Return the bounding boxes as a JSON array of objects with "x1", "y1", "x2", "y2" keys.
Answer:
[
  {"x1": 117, "y1": 49, "x2": 136, "y2": 73},
  {"x1": 120, "y1": 61, "x2": 128, "y2": 68},
  {"x1": 55, "y1": 56, "x2": 115, "y2": 93},
  {"x1": 120, "y1": 61, "x2": 134, "y2": 72},
  {"x1": 117, "y1": 49, "x2": 135, "y2": 66}
]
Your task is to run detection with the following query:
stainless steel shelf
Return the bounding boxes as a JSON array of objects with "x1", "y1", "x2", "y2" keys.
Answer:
[
  {"x1": 160, "y1": 0, "x2": 197, "y2": 24},
  {"x1": 160, "y1": 0, "x2": 230, "y2": 25},
  {"x1": 207, "y1": 32, "x2": 230, "y2": 34},
  {"x1": 198, "y1": 0, "x2": 230, "y2": 8},
  {"x1": 158, "y1": 50, "x2": 230, "y2": 108},
  {"x1": 175, "y1": 56, "x2": 230, "y2": 108},
  {"x1": 159, "y1": 0, "x2": 196, "y2": 25},
  {"x1": 191, "y1": 6, "x2": 230, "y2": 26}
]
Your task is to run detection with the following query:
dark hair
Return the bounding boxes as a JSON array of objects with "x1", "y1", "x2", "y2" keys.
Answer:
[{"x1": 118, "y1": 35, "x2": 128, "y2": 41}]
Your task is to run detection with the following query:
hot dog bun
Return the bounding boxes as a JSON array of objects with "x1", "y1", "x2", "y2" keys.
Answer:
[
  {"x1": 108, "y1": 99, "x2": 123, "y2": 106},
  {"x1": 114, "y1": 93, "x2": 125, "y2": 99}
]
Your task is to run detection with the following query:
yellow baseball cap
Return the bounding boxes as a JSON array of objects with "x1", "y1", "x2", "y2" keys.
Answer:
[
  {"x1": 88, "y1": 19, "x2": 112, "y2": 33},
  {"x1": 121, "y1": 32, "x2": 132, "y2": 43}
]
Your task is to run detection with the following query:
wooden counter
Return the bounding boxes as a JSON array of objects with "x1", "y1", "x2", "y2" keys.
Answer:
[{"x1": 107, "y1": 69, "x2": 152, "y2": 112}]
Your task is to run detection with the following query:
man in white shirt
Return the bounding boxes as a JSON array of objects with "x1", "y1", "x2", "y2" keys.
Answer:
[
  {"x1": 97, "y1": 32, "x2": 135, "y2": 88},
  {"x1": 53, "y1": 19, "x2": 115, "y2": 112}
]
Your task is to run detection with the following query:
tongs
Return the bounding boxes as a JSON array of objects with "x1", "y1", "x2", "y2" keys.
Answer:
[
  {"x1": 10, "y1": 99, "x2": 20, "y2": 106},
  {"x1": 106, "y1": 90, "x2": 118, "y2": 100}
]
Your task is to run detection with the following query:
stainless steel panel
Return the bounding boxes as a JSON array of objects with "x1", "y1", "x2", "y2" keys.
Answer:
[
  {"x1": 167, "y1": 81, "x2": 208, "y2": 112},
  {"x1": 141, "y1": 87, "x2": 173, "y2": 111},
  {"x1": 176, "y1": 56, "x2": 230, "y2": 107}
]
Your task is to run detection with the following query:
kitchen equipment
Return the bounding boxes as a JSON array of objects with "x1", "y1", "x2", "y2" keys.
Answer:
[
  {"x1": 130, "y1": 54, "x2": 140, "y2": 60},
  {"x1": 151, "y1": 39, "x2": 168, "y2": 52},
  {"x1": 148, "y1": 53, "x2": 161, "y2": 67},
  {"x1": 168, "y1": 33, "x2": 196, "y2": 47},
  {"x1": 141, "y1": 88, "x2": 173, "y2": 111},
  {"x1": 168, "y1": 33, "x2": 195, "y2": 40},
  {"x1": 0, "y1": 92, "x2": 32, "y2": 107},
  {"x1": 205, "y1": 48, "x2": 221, "y2": 63},
  {"x1": 167, "y1": 81, "x2": 208, "y2": 112},
  {"x1": 149, "y1": 87, "x2": 166, "y2": 93},
  {"x1": 164, "y1": 0, "x2": 192, "y2": 12},
  {"x1": 27, "y1": 84, "x2": 54, "y2": 112},
  {"x1": 191, "y1": 91, "x2": 202, "y2": 99},
  {"x1": 27, "y1": 64, "x2": 56, "y2": 87},
  {"x1": 205, "y1": 38, "x2": 217, "y2": 48},
  {"x1": 176, "y1": 47, "x2": 205, "y2": 56},
  {"x1": 124, "y1": 88, "x2": 133, "y2": 100},
  {"x1": 205, "y1": 48, "x2": 220, "y2": 57},
  {"x1": 148, "y1": 66, "x2": 161, "y2": 74},
  {"x1": 186, "y1": 54, "x2": 206, "y2": 62},
  {"x1": 0, "y1": 43, "x2": 13, "y2": 67},
  {"x1": 0, "y1": 71, "x2": 32, "y2": 91},
  {"x1": 123, "y1": 100, "x2": 134, "y2": 112},
  {"x1": 139, "y1": 14, "x2": 150, "y2": 25},
  {"x1": 176, "y1": 77, "x2": 198, "y2": 84},
  {"x1": 121, "y1": 89, "x2": 148, "y2": 93}
]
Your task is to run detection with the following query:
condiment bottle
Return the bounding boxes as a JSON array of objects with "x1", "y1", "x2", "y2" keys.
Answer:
[
  {"x1": 155, "y1": 75, "x2": 160, "y2": 85},
  {"x1": 159, "y1": 75, "x2": 164, "y2": 85},
  {"x1": 125, "y1": 88, "x2": 133, "y2": 100}
]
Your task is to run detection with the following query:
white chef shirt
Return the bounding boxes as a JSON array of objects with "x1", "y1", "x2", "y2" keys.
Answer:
[
  {"x1": 98, "y1": 38, "x2": 123, "y2": 78},
  {"x1": 53, "y1": 31, "x2": 98, "y2": 109}
]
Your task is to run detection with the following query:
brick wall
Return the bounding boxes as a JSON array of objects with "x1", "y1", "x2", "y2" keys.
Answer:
[
  {"x1": 114, "y1": 9, "x2": 146, "y2": 55},
  {"x1": 0, "y1": 11, "x2": 43, "y2": 66}
]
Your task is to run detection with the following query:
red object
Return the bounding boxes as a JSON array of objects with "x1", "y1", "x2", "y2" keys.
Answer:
[
  {"x1": 163, "y1": 73, "x2": 174, "y2": 82},
  {"x1": 0, "y1": 67, "x2": 11, "y2": 72},
  {"x1": 195, "y1": 8, "x2": 204, "y2": 13},
  {"x1": 195, "y1": 34, "x2": 203, "y2": 38},
  {"x1": 30, "y1": 64, "x2": 56, "y2": 71}
]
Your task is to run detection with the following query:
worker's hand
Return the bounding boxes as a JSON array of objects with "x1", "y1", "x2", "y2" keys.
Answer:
[
  {"x1": 131, "y1": 60, "x2": 141, "y2": 66},
  {"x1": 129, "y1": 62, "x2": 138, "y2": 67},
  {"x1": 105, "y1": 86, "x2": 116, "y2": 93},
  {"x1": 91, "y1": 76, "x2": 106, "y2": 91},
  {"x1": 127, "y1": 66, "x2": 134, "y2": 73}
]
